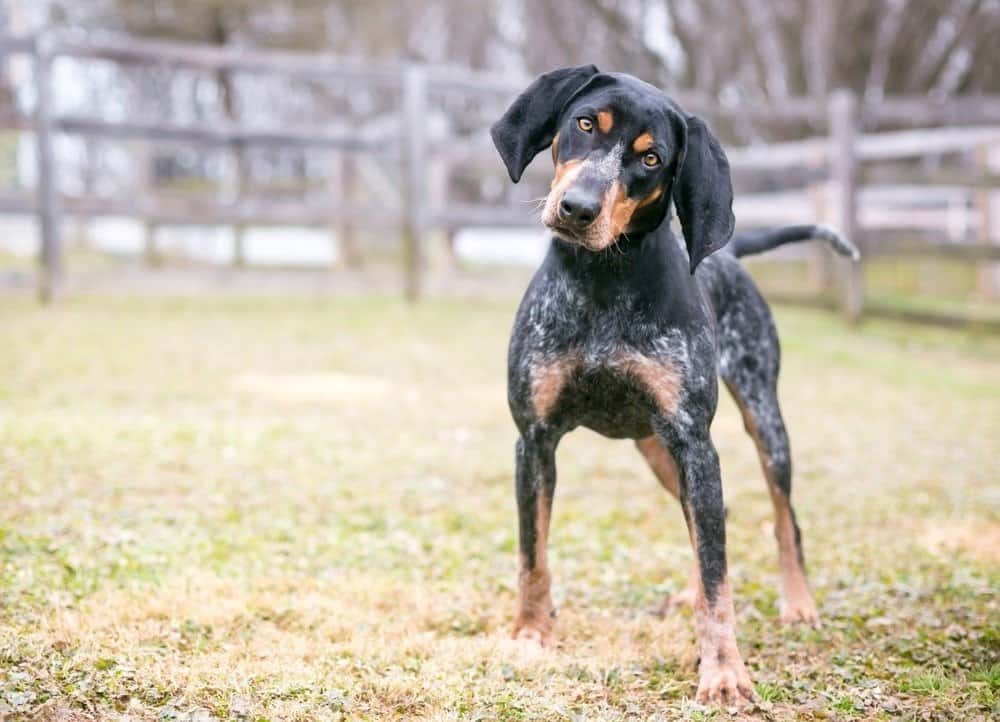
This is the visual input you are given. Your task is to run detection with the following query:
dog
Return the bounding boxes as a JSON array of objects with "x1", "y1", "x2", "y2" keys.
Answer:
[{"x1": 490, "y1": 66, "x2": 858, "y2": 705}]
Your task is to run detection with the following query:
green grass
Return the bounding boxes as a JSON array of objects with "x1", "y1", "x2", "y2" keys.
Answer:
[{"x1": 1, "y1": 295, "x2": 998, "y2": 720}]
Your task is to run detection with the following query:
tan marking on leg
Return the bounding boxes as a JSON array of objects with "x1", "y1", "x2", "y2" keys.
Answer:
[
  {"x1": 683, "y1": 521, "x2": 754, "y2": 704},
  {"x1": 727, "y1": 383, "x2": 818, "y2": 626},
  {"x1": 636, "y1": 437, "x2": 697, "y2": 614},
  {"x1": 597, "y1": 109, "x2": 613, "y2": 133},
  {"x1": 636, "y1": 436, "x2": 681, "y2": 498},
  {"x1": 513, "y1": 495, "x2": 554, "y2": 645},
  {"x1": 632, "y1": 131, "x2": 654, "y2": 152},
  {"x1": 614, "y1": 352, "x2": 682, "y2": 415},
  {"x1": 692, "y1": 573, "x2": 755, "y2": 705},
  {"x1": 530, "y1": 355, "x2": 579, "y2": 419},
  {"x1": 770, "y1": 488, "x2": 819, "y2": 625}
]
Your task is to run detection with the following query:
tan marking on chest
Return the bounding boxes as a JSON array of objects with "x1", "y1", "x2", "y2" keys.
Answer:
[
  {"x1": 597, "y1": 110, "x2": 614, "y2": 133},
  {"x1": 612, "y1": 352, "x2": 682, "y2": 415},
  {"x1": 632, "y1": 132, "x2": 655, "y2": 152},
  {"x1": 530, "y1": 355, "x2": 580, "y2": 418}
]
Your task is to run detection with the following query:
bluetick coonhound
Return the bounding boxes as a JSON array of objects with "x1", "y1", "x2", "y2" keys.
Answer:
[{"x1": 490, "y1": 65, "x2": 858, "y2": 705}]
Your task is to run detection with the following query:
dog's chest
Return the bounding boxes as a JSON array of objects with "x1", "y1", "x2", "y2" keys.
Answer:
[{"x1": 526, "y1": 327, "x2": 689, "y2": 438}]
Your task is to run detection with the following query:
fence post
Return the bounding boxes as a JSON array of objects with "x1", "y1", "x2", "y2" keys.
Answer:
[
  {"x1": 974, "y1": 144, "x2": 999, "y2": 300},
  {"x1": 33, "y1": 35, "x2": 61, "y2": 303},
  {"x1": 428, "y1": 154, "x2": 457, "y2": 269},
  {"x1": 401, "y1": 65, "x2": 427, "y2": 301},
  {"x1": 330, "y1": 151, "x2": 361, "y2": 268},
  {"x1": 232, "y1": 140, "x2": 248, "y2": 268},
  {"x1": 808, "y1": 182, "x2": 834, "y2": 293},
  {"x1": 829, "y1": 89, "x2": 863, "y2": 322}
]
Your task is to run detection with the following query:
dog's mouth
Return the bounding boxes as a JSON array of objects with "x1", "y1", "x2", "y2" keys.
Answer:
[
  {"x1": 546, "y1": 222, "x2": 581, "y2": 243},
  {"x1": 546, "y1": 222, "x2": 608, "y2": 252}
]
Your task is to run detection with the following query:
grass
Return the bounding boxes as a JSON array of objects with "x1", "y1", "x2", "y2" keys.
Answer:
[{"x1": 0, "y1": 295, "x2": 998, "y2": 721}]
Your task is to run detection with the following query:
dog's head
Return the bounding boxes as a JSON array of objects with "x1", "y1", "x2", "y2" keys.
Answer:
[{"x1": 491, "y1": 66, "x2": 734, "y2": 272}]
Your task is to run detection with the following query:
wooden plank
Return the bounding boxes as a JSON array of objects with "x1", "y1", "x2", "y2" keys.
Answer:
[
  {"x1": 29, "y1": 194, "x2": 398, "y2": 227},
  {"x1": 401, "y1": 65, "x2": 427, "y2": 301},
  {"x1": 45, "y1": 34, "x2": 400, "y2": 85},
  {"x1": 863, "y1": 166, "x2": 1000, "y2": 188},
  {"x1": 0, "y1": 110, "x2": 33, "y2": 130},
  {"x1": 0, "y1": 193, "x2": 34, "y2": 213},
  {"x1": 856, "y1": 126, "x2": 1000, "y2": 161},
  {"x1": 871, "y1": 96, "x2": 1000, "y2": 127},
  {"x1": 6, "y1": 33, "x2": 1000, "y2": 128},
  {"x1": 33, "y1": 38, "x2": 61, "y2": 303},
  {"x1": 866, "y1": 239, "x2": 1000, "y2": 261},
  {"x1": 55, "y1": 115, "x2": 391, "y2": 151},
  {"x1": 432, "y1": 204, "x2": 541, "y2": 227},
  {"x1": 829, "y1": 89, "x2": 863, "y2": 321},
  {"x1": 0, "y1": 35, "x2": 35, "y2": 54}
]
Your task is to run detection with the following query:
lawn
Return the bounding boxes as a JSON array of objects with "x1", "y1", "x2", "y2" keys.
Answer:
[{"x1": 1, "y1": 295, "x2": 998, "y2": 721}]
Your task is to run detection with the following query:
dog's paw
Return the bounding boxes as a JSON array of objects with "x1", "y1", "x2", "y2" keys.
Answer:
[
  {"x1": 780, "y1": 594, "x2": 820, "y2": 627},
  {"x1": 695, "y1": 658, "x2": 756, "y2": 707},
  {"x1": 654, "y1": 583, "x2": 697, "y2": 616},
  {"x1": 512, "y1": 621, "x2": 553, "y2": 648},
  {"x1": 667, "y1": 585, "x2": 697, "y2": 610}
]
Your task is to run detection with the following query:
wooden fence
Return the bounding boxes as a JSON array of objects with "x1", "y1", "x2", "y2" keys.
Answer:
[{"x1": 0, "y1": 32, "x2": 998, "y2": 326}]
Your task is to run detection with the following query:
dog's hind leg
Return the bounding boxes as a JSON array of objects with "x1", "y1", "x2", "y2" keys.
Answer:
[
  {"x1": 635, "y1": 437, "x2": 698, "y2": 611},
  {"x1": 718, "y1": 296, "x2": 819, "y2": 626}
]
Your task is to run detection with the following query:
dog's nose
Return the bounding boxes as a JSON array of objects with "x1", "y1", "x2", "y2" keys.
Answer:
[{"x1": 559, "y1": 189, "x2": 600, "y2": 228}]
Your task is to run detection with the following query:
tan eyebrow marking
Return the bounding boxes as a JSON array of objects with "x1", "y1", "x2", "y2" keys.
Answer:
[
  {"x1": 633, "y1": 132, "x2": 655, "y2": 152},
  {"x1": 597, "y1": 110, "x2": 613, "y2": 133}
]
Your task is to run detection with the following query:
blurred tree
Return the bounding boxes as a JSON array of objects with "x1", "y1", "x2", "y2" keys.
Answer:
[
  {"x1": 37, "y1": 0, "x2": 1000, "y2": 100},
  {"x1": 34, "y1": 0, "x2": 1000, "y2": 145},
  {"x1": 570, "y1": 0, "x2": 1000, "y2": 100}
]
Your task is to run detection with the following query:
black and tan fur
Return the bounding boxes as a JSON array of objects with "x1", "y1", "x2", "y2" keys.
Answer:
[{"x1": 491, "y1": 66, "x2": 858, "y2": 705}]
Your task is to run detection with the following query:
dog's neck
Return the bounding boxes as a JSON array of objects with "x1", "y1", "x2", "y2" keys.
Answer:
[
  {"x1": 549, "y1": 223, "x2": 683, "y2": 274},
  {"x1": 545, "y1": 222, "x2": 701, "y2": 313}
]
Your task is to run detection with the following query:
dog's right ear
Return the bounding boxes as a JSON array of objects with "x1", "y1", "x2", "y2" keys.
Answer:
[{"x1": 490, "y1": 65, "x2": 599, "y2": 183}]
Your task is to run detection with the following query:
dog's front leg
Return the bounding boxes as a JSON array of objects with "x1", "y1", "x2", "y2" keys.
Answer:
[
  {"x1": 512, "y1": 429, "x2": 560, "y2": 646},
  {"x1": 664, "y1": 429, "x2": 755, "y2": 706}
]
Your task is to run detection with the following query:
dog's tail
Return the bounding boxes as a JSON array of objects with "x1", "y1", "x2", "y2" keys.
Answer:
[{"x1": 731, "y1": 224, "x2": 860, "y2": 261}]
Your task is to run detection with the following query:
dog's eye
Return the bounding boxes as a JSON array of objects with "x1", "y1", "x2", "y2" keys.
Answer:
[
  {"x1": 577, "y1": 117, "x2": 594, "y2": 133},
  {"x1": 642, "y1": 152, "x2": 661, "y2": 168}
]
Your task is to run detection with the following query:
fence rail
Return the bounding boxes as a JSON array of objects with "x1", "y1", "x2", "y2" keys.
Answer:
[{"x1": 0, "y1": 31, "x2": 998, "y2": 325}]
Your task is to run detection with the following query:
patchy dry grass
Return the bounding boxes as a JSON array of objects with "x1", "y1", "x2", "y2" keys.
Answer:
[{"x1": 1, "y1": 295, "x2": 998, "y2": 721}]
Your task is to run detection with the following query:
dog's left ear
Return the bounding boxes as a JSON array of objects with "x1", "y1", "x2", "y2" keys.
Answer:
[
  {"x1": 671, "y1": 115, "x2": 735, "y2": 273},
  {"x1": 490, "y1": 65, "x2": 600, "y2": 183}
]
